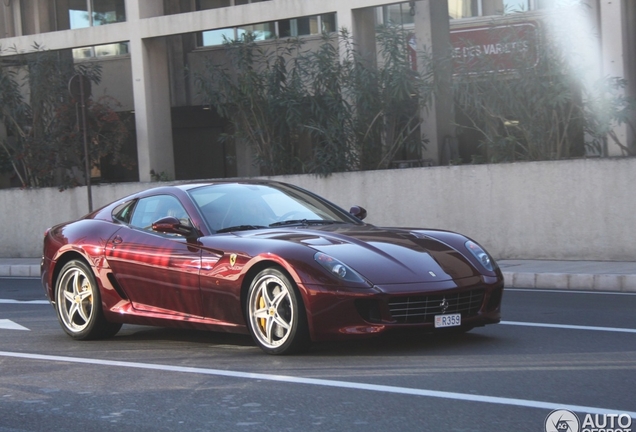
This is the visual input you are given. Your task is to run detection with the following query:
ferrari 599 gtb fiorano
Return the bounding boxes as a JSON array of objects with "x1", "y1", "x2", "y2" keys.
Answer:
[{"x1": 41, "y1": 180, "x2": 503, "y2": 354}]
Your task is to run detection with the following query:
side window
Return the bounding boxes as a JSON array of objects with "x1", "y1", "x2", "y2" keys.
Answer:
[
  {"x1": 129, "y1": 195, "x2": 191, "y2": 231},
  {"x1": 112, "y1": 200, "x2": 136, "y2": 224}
]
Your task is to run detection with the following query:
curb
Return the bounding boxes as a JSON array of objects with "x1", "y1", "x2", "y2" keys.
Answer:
[
  {"x1": 0, "y1": 264, "x2": 40, "y2": 278},
  {"x1": 502, "y1": 271, "x2": 636, "y2": 292}
]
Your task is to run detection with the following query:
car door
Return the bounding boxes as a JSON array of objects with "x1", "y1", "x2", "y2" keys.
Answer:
[{"x1": 105, "y1": 194, "x2": 203, "y2": 317}]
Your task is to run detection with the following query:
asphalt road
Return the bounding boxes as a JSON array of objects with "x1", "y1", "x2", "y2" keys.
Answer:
[{"x1": 1, "y1": 277, "x2": 635, "y2": 432}]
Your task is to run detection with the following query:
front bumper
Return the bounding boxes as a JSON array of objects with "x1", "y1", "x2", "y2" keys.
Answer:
[{"x1": 300, "y1": 277, "x2": 504, "y2": 341}]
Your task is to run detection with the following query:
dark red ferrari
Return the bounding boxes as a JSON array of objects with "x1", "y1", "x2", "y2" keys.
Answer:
[{"x1": 41, "y1": 180, "x2": 503, "y2": 354}]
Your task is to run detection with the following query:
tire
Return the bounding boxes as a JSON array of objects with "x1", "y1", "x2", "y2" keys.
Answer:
[
  {"x1": 55, "y1": 259, "x2": 122, "y2": 340},
  {"x1": 246, "y1": 267, "x2": 309, "y2": 355}
]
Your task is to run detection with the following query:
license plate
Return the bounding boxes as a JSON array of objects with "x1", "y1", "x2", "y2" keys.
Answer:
[{"x1": 435, "y1": 313, "x2": 461, "y2": 328}]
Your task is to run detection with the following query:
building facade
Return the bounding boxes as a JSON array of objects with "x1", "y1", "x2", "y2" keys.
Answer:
[{"x1": 1, "y1": 0, "x2": 634, "y2": 184}]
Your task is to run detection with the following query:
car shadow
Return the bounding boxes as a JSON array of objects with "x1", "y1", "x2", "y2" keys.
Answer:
[
  {"x1": 107, "y1": 324, "x2": 502, "y2": 357},
  {"x1": 307, "y1": 329, "x2": 501, "y2": 357},
  {"x1": 113, "y1": 325, "x2": 255, "y2": 348}
]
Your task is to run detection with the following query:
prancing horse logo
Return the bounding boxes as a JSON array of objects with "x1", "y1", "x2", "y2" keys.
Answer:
[
  {"x1": 229, "y1": 254, "x2": 237, "y2": 267},
  {"x1": 440, "y1": 297, "x2": 449, "y2": 313}
]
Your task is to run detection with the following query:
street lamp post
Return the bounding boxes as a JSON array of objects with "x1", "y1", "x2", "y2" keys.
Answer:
[{"x1": 68, "y1": 74, "x2": 93, "y2": 213}]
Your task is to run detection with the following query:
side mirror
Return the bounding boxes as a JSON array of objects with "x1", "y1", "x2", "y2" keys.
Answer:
[
  {"x1": 152, "y1": 216, "x2": 195, "y2": 236},
  {"x1": 349, "y1": 205, "x2": 367, "y2": 221}
]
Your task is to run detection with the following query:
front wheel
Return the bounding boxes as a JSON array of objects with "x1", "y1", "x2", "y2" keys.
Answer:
[
  {"x1": 246, "y1": 268, "x2": 309, "y2": 355},
  {"x1": 55, "y1": 259, "x2": 122, "y2": 340}
]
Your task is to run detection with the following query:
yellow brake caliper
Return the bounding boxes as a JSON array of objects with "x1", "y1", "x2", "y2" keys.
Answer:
[{"x1": 259, "y1": 295, "x2": 266, "y2": 331}]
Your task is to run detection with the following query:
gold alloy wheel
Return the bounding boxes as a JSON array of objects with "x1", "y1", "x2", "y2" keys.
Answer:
[
  {"x1": 56, "y1": 265, "x2": 95, "y2": 333},
  {"x1": 248, "y1": 272, "x2": 295, "y2": 350}
]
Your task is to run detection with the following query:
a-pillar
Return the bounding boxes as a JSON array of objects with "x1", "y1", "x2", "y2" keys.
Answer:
[
  {"x1": 126, "y1": 0, "x2": 175, "y2": 181},
  {"x1": 413, "y1": 0, "x2": 453, "y2": 165}
]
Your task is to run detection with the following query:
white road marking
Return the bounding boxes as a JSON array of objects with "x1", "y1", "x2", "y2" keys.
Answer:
[
  {"x1": 0, "y1": 277, "x2": 39, "y2": 280},
  {"x1": 0, "y1": 350, "x2": 633, "y2": 418},
  {"x1": 501, "y1": 321, "x2": 636, "y2": 334},
  {"x1": 0, "y1": 299, "x2": 49, "y2": 304},
  {"x1": 506, "y1": 288, "x2": 636, "y2": 296},
  {"x1": 0, "y1": 320, "x2": 30, "y2": 331}
]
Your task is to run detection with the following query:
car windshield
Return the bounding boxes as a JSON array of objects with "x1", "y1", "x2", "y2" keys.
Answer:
[{"x1": 187, "y1": 183, "x2": 359, "y2": 233}]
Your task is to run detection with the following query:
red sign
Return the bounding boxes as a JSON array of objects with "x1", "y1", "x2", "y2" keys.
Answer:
[{"x1": 450, "y1": 22, "x2": 539, "y2": 74}]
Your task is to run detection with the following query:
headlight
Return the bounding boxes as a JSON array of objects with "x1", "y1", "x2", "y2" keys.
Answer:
[
  {"x1": 465, "y1": 240, "x2": 494, "y2": 271},
  {"x1": 314, "y1": 252, "x2": 366, "y2": 283}
]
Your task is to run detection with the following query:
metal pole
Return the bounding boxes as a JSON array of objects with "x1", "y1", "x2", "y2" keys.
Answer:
[{"x1": 79, "y1": 75, "x2": 93, "y2": 212}]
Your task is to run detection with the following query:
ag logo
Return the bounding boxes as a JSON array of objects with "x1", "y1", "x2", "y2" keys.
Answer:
[
  {"x1": 229, "y1": 254, "x2": 237, "y2": 267},
  {"x1": 545, "y1": 410, "x2": 580, "y2": 432}
]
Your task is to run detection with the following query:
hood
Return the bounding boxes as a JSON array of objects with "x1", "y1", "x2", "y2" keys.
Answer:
[{"x1": 245, "y1": 224, "x2": 481, "y2": 284}]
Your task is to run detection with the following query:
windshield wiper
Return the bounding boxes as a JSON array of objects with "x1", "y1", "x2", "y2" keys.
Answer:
[
  {"x1": 269, "y1": 219, "x2": 342, "y2": 227},
  {"x1": 216, "y1": 225, "x2": 267, "y2": 233}
]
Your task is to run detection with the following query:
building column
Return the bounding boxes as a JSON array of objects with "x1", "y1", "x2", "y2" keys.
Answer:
[
  {"x1": 414, "y1": 0, "x2": 453, "y2": 165},
  {"x1": 10, "y1": 0, "x2": 22, "y2": 37},
  {"x1": 126, "y1": 0, "x2": 175, "y2": 182},
  {"x1": 352, "y1": 7, "x2": 377, "y2": 63},
  {"x1": 599, "y1": 0, "x2": 630, "y2": 156},
  {"x1": 1, "y1": 1, "x2": 15, "y2": 38},
  {"x1": 337, "y1": 6, "x2": 376, "y2": 63},
  {"x1": 336, "y1": 6, "x2": 354, "y2": 64}
]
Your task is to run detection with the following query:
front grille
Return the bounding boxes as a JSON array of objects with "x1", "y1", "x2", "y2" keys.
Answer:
[{"x1": 387, "y1": 289, "x2": 485, "y2": 324}]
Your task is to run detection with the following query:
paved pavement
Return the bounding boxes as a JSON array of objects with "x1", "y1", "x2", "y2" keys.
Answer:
[
  {"x1": 1, "y1": 258, "x2": 636, "y2": 292},
  {"x1": 498, "y1": 259, "x2": 636, "y2": 292}
]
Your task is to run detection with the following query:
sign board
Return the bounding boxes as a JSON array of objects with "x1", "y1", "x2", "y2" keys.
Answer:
[
  {"x1": 450, "y1": 22, "x2": 539, "y2": 74},
  {"x1": 68, "y1": 74, "x2": 92, "y2": 103}
]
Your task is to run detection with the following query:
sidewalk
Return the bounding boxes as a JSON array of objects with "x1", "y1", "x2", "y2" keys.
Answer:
[
  {"x1": 498, "y1": 260, "x2": 636, "y2": 292},
  {"x1": 1, "y1": 258, "x2": 636, "y2": 292},
  {"x1": 0, "y1": 258, "x2": 40, "y2": 278}
]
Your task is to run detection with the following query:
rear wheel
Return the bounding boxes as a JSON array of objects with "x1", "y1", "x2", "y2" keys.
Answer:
[
  {"x1": 55, "y1": 260, "x2": 121, "y2": 340},
  {"x1": 246, "y1": 268, "x2": 308, "y2": 355}
]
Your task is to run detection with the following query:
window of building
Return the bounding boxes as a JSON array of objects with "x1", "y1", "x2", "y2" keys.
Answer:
[
  {"x1": 73, "y1": 42, "x2": 129, "y2": 59},
  {"x1": 197, "y1": 0, "x2": 232, "y2": 10},
  {"x1": 376, "y1": 0, "x2": 550, "y2": 21},
  {"x1": 380, "y1": 3, "x2": 415, "y2": 26},
  {"x1": 448, "y1": 0, "x2": 479, "y2": 19},
  {"x1": 482, "y1": 0, "x2": 530, "y2": 16},
  {"x1": 201, "y1": 28, "x2": 236, "y2": 46},
  {"x1": 66, "y1": 0, "x2": 126, "y2": 28},
  {"x1": 197, "y1": 0, "x2": 268, "y2": 11},
  {"x1": 59, "y1": 0, "x2": 127, "y2": 59},
  {"x1": 238, "y1": 22, "x2": 276, "y2": 41},
  {"x1": 278, "y1": 14, "x2": 337, "y2": 38},
  {"x1": 197, "y1": 1, "x2": 336, "y2": 48}
]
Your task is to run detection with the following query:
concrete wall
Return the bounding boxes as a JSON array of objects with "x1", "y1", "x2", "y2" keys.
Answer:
[{"x1": 1, "y1": 157, "x2": 635, "y2": 260}]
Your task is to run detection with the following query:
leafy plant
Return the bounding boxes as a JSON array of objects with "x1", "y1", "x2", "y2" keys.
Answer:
[
  {"x1": 0, "y1": 46, "x2": 132, "y2": 188},
  {"x1": 195, "y1": 26, "x2": 434, "y2": 176},
  {"x1": 195, "y1": 34, "x2": 307, "y2": 175},
  {"x1": 150, "y1": 169, "x2": 172, "y2": 182},
  {"x1": 350, "y1": 25, "x2": 434, "y2": 169},
  {"x1": 583, "y1": 76, "x2": 636, "y2": 156},
  {"x1": 301, "y1": 33, "x2": 357, "y2": 175},
  {"x1": 452, "y1": 4, "x2": 635, "y2": 162}
]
